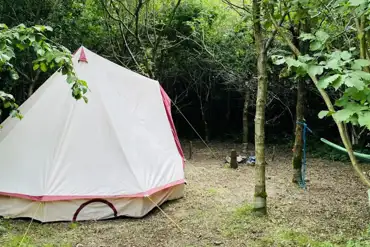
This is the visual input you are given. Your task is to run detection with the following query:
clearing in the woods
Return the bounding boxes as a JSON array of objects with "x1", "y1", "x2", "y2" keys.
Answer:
[{"x1": 1, "y1": 142, "x2": 369, "y2": 247}]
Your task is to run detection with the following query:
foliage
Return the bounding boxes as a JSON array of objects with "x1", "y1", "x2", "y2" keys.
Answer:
[{"x1": 0, "y1": 23, "x2": 88, "y2": 119}]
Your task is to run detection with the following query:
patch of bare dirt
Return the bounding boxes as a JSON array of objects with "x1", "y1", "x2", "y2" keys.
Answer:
[{"x1": 1, "y1": 141, "x2": 370, "y2": 246}]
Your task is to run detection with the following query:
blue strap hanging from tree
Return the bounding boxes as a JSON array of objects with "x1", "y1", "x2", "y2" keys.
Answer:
[{"x1": 297, "y1": 121, "x2": 312, "y2": 190}]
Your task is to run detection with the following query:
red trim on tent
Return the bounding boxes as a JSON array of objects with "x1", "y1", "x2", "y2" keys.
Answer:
[
  {"x1": 159, "y1": 86, "x2": 185, "y2": 167},
  {"x1": 78, "y1": 47, "x2": 87, "y2": 62},
  {"x1": 0, "y1": 179, "x2": 185, "y2": 202}
]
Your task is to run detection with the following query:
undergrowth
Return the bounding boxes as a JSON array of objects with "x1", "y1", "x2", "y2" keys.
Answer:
[
  {"x1": 222, "y1": 202, "x2": 370, "y2": 247},
  {"x1": 0, "y1": 219, "x2": 73, "y2": 247}
]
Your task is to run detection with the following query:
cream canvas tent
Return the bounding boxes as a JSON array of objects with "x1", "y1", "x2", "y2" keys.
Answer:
[{"x1": 0, "y1": 46, "x2": 185, "y2": 222}]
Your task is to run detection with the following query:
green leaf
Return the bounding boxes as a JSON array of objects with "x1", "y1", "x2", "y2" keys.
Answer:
[
  {"x1": 285, "y1": 57, "x2": 306, "y2": 68},
  {"x1": 272, "y1": 55, "x2": 286, "y2": 65},
  {"x1": 333, "y1": 108, "x2": 356, "y2": 122},
  {"x1": 299, "y1": 32, "x2": 315, "y2": 41},
  {"x1": 1, "y1": 53, "x2": 11, "y2": 61},
  {"x1": 344, "y1": 76, "x2": 365, "y2": 90},
  {"x1": 298, "y1": 55, "x2": 313, "y2": 62},
  {"x1": 352, "y1": 70, "x2": 370, "y2": 80},
  {"x1": 17, "y1": 24, "x2": 26, "y2": 29},
  {"x1": 40, "y1": 63, "x2": 47, "y2": 72},
  {"x1": 37, "y1": 49, "x2": 45, "y2": 56},
  {"x1": 0, "y1": 23, "x2": 8, "y2": 29},
  {"x1": 33, "y1": 64, "x2": 39, "y2": 71},
  {"x1": 16, "y1": 43, "x2": 26, "y2": 51},
  {"x1": 332, "y1": 75, "x2": 346, "y2": 90},
  {"x1": 340, "y1": 51, "x2": 352, "y2": 61},
  {"x1": 310, "y1": 41, "x2": 323, "y2": 51},
  {"x1": 55, "y1": 57, "x2": 62, "y2": 63},
  {"x1": 307, "y1": 65, "x2": 324, "y2": 77},
  {"x1": 28, "y1": 35, "x2": 35, "y2": 43},
  {"x1": 325, "y1": 59, "x2": 341, "y2": 70},
  {"x1": 349, "y1": 0, "x2": 366, "y2": 6},
  {"x1": 10, "y1": 70, "x2": 19, "y2": 80},
  {"x1": 45, "y1": 26, "x2": 53, "y2": 31},
  {"x1": 279, "y1": 67, "x2": 290, "y2": 78},
  {"x1": 358, "y1": 111, "x2": 370, "y2": 128},
  {"x1": 316, "y1": 30, "x2": 330, "y2": 42},
  {"x1": 318, "y1": 110, "x2": 329, "y2": 119},
  {"x1": 318, "y1": 74, "x2": 341, "y2": 89},
  {"x1": 352, "y1": 59, "x2": 370, "y2": 70},
  {"x1": 83, "y1": 96, "x2": 88, "y2": 103},
  {"x1": 79, "y1": 79, "x2": 88, "y2": 87},
  {"x1": 33, "y1": 25, "x2": 45, "y2": 32},
  {"x1": 3, "y1": 102, "x2": 11, "y2": 109},
  {"x1": 12, "y1": 32, "x2": 19, "y2": 40},
  {"x1": 66, "y1": 75, "x2": 75, "y2": 84}
]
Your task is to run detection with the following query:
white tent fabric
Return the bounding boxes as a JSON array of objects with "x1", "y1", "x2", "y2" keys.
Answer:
[{"x1": 0, "y1": 46, "x2": 185, "y2": 222}]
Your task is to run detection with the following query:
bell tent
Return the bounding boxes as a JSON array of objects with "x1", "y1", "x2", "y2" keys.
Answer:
[{"x1": 0, "y1": 46, "x2": 185, "y2": 222}]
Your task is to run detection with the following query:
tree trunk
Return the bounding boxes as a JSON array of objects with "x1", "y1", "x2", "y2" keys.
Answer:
[
  {"x1": 28, "y1": 81, "x2": 36, "y2": 98},
  {"x1": 242, "y1": 88, "x2": 250, "y2": 154},
  {"x1": 291, "y1": 19, "x2": 309, "y2": 185},
  {"x1": 253, "y1": 0, "x2": 268, "y2": 215},
  {"x1": 200, "y1": 104, "x2": 209, "y2": 143},
  {"x1": 204, "y1": 120, "x2": 209, "y2": 143},
  {"x1": 292, "y1": 79, "x2": 305, "y2": 184},
  {"x1": 226, "y1": 91, "x2": 230, "y2": 122},
  {"x1": 356, "y1": 16, "x2": 370, "y2": 72}
]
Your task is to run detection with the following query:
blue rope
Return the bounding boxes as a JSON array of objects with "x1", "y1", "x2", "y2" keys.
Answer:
[{"x1": 296, "y1": 121, "x2": 312, "y2": 190}]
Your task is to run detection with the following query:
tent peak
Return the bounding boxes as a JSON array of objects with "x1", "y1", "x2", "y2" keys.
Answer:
[{"x1": 78, "y1": 47, "x2": 88, "y2": 63}]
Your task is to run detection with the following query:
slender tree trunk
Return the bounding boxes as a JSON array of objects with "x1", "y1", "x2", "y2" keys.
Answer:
[
  {"x1": 28, "y1": 81, "x2": 36, "y2": 98},
  {"x1": 356, "y1": 16, "x2": 369, "y2": 72},
  {"x1": 291, "y1": 18, "x2": 309, "y2": 184},
  {"x1": 242, "y1": 87, "x2": 250, "y2": 154},
  {"x1": 226, "y1": 91, "x2": 230, "y2": 122},
  {"x1": 253, "y1": 0, "x2": 268, "y2": 215},
  {"x1": 292, "y1": 79, "x2": 305, "y2": 184},
  {"x1": 200, "y1": 103, "x2": 209, "y2": 143}
]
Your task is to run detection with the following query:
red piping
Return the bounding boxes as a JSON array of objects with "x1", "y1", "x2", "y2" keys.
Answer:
[
  {"x1": 0, "y1": 179, "x2": 184, "y2": 202},
  {"x1": 159, "y1": 86, "x2": 185, "y2": 167}
]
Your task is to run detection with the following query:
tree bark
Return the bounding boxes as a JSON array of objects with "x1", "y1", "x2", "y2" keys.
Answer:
[
  {"x1": 242, "y1": 87, "x2": 250, "y2": 153},
  {"x1": 253, "y1": 0, "x2": 268, "y2": 215},
  {"x1": 356, "y1": 15, "x2": 369, "y2": 72},
  {"x1": 28, "y1": 81, "x2": 36, "y2": 98},
  {"x1": 292, "y1": 79, "x2": 305, "y2": 184}
]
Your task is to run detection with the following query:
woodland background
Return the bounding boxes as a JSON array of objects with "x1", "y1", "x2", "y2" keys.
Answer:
[{"x1": 0, "y1": 0, "x2": 338, "y2": 146}]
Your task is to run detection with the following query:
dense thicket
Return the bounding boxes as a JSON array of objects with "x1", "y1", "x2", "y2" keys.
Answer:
[{"x1": 0, "y1": 0, "x2": 335, "y2": 144}]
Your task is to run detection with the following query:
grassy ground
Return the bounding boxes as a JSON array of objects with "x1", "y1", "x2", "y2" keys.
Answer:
[{"x1": 1, "y1": 142, "x2": 370, "y2": 246}]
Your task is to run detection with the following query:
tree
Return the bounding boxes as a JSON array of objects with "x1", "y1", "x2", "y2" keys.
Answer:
[
  {"x1": 270, "y1": 0, "x2": 370, "y2": 186},
  {"x1": 0, "y1": 23, "x2": 88, "y2": 120},
  {"x1": 252, "y1": 0, "x2": 269, "y2": 215},
  {"x1": 99, "y1": 0, "x2": 182, "y2": 79},
  {"x1": 284, "y1": 5, "x2": 311, "y2": 185}
]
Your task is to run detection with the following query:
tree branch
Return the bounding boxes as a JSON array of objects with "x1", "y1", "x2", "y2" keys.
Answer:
[{"x1": 265, "y1": 11, "x2": 288, "y2": 50}]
